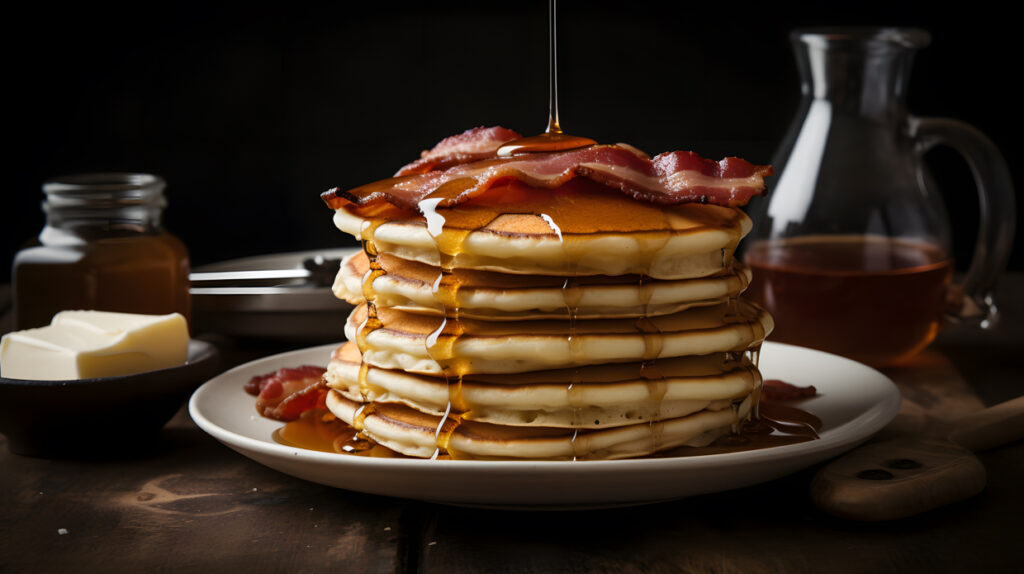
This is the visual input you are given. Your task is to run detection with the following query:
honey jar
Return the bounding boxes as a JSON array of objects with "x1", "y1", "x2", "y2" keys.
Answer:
[{"x1": 12, "y1": 173, "x2": 190, "y2": 330}]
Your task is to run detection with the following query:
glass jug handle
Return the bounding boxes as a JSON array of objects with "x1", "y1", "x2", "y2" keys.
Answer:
[{"x1": 909, "y1": 117, "x2": 1016, "y2": 328}]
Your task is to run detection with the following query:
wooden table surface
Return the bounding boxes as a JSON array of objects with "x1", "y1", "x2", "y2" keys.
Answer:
[{"x1": 2, "y1": 277, "x2": 1023, "y2": 573}]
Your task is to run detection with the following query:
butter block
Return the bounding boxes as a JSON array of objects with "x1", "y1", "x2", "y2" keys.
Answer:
[{"x1": 0, "y1": 311, "x2": 189, "y2": 380}]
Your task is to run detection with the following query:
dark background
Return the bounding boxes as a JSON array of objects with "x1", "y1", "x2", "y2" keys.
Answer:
[{"x1": 4, "y1": 1, "x2": 1022, "y2": 281}]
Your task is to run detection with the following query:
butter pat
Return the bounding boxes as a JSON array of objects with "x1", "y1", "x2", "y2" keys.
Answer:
[{"x1": 0, "y1": 311, "x2": 189, "y2": 380}]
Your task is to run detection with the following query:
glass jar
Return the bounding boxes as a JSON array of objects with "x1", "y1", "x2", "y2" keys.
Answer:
[{"x1": 12, "y1": 173, "x2": 191, "y2": 330}]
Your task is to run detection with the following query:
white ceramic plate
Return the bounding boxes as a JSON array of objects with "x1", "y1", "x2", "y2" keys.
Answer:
[{"x1": 189, "y1": 342, "x2": 901, "y2": 509}]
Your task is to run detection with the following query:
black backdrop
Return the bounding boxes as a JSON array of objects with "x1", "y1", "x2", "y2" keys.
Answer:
[{"x1": 4, "y1": 1, "x2": 1022, "y2": 281}]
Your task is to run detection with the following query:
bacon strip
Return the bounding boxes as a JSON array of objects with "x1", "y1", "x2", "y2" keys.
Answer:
[
  {"x1": 324, "y1": 139, "x2": 772, "y2": 212},
  {"x1": 395, "y1": 126, "x2": 522, "y2": 176},
  {"x1": 245, "y1": 365, "x2": 328, "y2": 421},
  {"x1": 762, "y1": 379, "x2": 818, "y2": 401}
]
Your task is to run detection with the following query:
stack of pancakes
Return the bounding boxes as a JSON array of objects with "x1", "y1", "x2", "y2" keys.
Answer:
[{"x1": 322, "y1": 179, "x2": 773, "y2": 460}]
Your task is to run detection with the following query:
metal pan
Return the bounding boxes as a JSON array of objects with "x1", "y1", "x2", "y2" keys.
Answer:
[{"x1": 190, "y1": 248, "x2": 357, "y2": 342}]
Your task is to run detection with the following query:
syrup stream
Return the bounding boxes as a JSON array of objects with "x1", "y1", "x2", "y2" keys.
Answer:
[
  {"x1": 496, "y1": 0, "x2": 596, "y2": 157},
  {"x1": 547, "y1": 0, "x2": 561, "y2": 136}
]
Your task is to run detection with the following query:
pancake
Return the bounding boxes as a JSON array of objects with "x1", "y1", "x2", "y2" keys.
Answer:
[
  {"x1": 334, "y1": 251, "x2": 753, "y2": 319},
  {"x1": 344, "y1": 301, "x2": 773, "y2": 375},
  {"x1": 326, "y1": 389, "x2": 753, "y2": 460},
  {"x1": 325, "y1": 341, "x2": 759, "y2": 428},
  {"x1": 332, "y1": 182, "x2": 753, "y2": 279}
]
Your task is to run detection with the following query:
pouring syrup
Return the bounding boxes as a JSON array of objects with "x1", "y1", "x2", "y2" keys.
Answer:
[{"x1": 497, "y1": 0, "x2": 595, "y2": 158}]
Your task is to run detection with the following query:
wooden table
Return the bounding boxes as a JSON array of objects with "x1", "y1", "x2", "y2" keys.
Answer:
[{"x1": 3, "y1": 277, "x2": 1023, "y2": 573}]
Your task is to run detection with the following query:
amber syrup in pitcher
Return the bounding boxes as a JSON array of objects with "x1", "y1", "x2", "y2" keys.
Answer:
[{"x1": 743, "y1": 235, "x2": 953, "y2": 367}]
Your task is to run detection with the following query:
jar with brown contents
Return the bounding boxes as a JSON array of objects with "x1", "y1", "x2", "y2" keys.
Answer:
[{"x1": 12, "y1": 173, "x2": 190, "y2": 330}]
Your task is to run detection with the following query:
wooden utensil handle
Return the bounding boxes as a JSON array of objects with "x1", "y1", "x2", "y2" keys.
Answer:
[
  {"x1": 948, "y1": 395, "x2": 1024, "y2": 452},
  {"x1": 810, "y1": 437, "x2": 987, "y2": 521}
]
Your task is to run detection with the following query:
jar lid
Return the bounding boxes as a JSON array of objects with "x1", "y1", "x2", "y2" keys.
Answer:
[
  {"x1": 793, "y1": 27, "x2": 931, "y2": 50},
  {"x1": 43, "y1": 172, "x2": 167, "y2": 209}
]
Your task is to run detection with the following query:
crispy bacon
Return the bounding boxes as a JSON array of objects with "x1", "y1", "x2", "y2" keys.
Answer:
[
  {"x1": 323, "y1": 134, "x2": 772, "y2": 212},
  {"x1": 245, "y1": 365, "x2": 328, "y2": 421},
  {"x1": 395, "y1": 126, "x2": 522, "y2": 176},
  {"x1": 762, "y1": 379, "x2": 817, "y2": 401}
]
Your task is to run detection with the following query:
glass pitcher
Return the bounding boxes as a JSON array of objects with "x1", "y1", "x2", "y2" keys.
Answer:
[{"x1": 743, "y1": 27, "x2": 1015, "y2": 367}]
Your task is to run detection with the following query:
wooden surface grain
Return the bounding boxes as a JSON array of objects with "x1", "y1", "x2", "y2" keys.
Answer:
[
  {"x1": 0, "y1": 414, "x2": 410, "y2": 572},
  {"x1": 2, "y1": 276, "x2": 1023, "y2": 573}
]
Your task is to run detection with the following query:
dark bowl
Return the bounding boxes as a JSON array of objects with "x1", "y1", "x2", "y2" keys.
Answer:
[{"x1": 0, "y1": 339, "x2": 220, "y2": 457}]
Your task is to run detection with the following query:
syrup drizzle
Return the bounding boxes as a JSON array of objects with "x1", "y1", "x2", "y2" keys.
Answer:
[
  {"x1": 348, "y1": 217, "x2": 395, "y2": 453},
  {"x1": 562, "y1": 262, "x2": 585, "y2": 460},
  {"x1": 419, "y1": 196, "x2": 473, "y2": 458},
  {"x1": 721, "y1": 297, "x2": 768, "y2": 433},
  {"x1": 356, "y1": 219, "x2": 386, "y2": 406}
]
